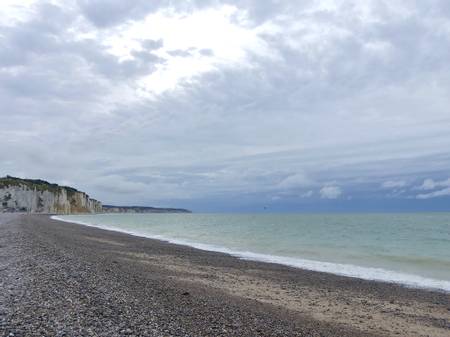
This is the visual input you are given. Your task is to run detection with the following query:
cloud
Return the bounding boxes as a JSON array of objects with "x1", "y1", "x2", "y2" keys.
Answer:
[
  {"x1": 277, "y1": 173, "x2": 311, "y2": 189},
  {"x1": 76, "y1": 0, "x2": 161, "y2": 27},
  {"x1": 415, "y1": 177, "x2": 450, "y2": 199},
  {"x1": 381, "y1": 180, "x2": 407, "y2": 189},
  {"x1": 167, "y1": 49, "x2": 194, "y2": 57},
  {"x1": 300, "y1": 190, "x2": 314, "y2": 198},
  {"x1": 320, "y1": 186, "x2": 342, "y2": 199},
  {"x1": 416, "y1": 188, "x2": 450, "y2": 200},
  {"x1": 417, "y1": 178, "x2": 450, "y2": 191},
  {"x1": 1, "y1": 1, "x2": 450, "y2": 210},
  {"x1": 92, "y1": 175, "x2": 149, "y2": 194}
]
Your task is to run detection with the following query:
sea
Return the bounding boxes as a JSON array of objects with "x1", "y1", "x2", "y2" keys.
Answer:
[{"x1": 53, "y1": 212, "x2": 450, "y2": 292}]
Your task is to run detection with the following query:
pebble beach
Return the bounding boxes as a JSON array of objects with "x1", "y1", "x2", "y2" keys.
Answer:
[{"x1": 1, "y1": 214, "x2": 449, "y2": 337}]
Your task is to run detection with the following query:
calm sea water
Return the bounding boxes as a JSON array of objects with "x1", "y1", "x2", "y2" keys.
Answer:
[{"x1": 55, "y1": 213, "x2": 450, "y2": 291}]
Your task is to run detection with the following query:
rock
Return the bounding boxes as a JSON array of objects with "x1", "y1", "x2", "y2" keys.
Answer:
[{"x1": 0, "y1": 176, "x2": 101, "y2": 214}]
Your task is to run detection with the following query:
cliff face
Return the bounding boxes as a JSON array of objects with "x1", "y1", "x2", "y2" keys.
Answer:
[
  {"x1": 1, "y1": 176, "x2": 191, "y2": 215},
  {"x1": 0, "y1": 176, "x2": 102, "y2": 214}
]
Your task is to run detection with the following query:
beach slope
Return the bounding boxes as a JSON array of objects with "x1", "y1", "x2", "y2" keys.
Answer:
[{"x1": 1, "y1": 214, "x2": 448, "y2": 336}]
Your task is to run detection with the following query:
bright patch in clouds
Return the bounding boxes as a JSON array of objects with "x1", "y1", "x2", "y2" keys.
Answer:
[
  {"x1": 103, "y1": 5, "x2": 271, "y2": 94},
  {"x1": 0, "y1": 0, "x2": 41, "y2": 23}
]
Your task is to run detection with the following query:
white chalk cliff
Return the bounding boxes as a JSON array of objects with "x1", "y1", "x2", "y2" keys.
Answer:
[{"x1": 0, "y1": 176, "x2": 102, "y2": 214}]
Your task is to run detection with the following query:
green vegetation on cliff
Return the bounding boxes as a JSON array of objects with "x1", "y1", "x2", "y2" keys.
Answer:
[
  {"x1": 1, "y1": 176, "x2": 189, "y2": 214},
  {"x1": 1, "y1": 176, "x2": 102, "y2": 214},
  {"x1": 0, "y1": 175, "x2": 79, "y2": 195}
]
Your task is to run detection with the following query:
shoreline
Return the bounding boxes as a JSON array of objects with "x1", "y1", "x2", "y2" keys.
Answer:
[
  {"x1": 2, "y1": 214, "x2": 449, "y2": 336},
  {"x1": 52, "y1": 214, "x2": 450, "y2": 293}
]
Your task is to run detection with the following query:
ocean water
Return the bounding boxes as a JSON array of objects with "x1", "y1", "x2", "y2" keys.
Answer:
[{"x1": 54, "y1": 213, "x2": 450, "y2": 292}]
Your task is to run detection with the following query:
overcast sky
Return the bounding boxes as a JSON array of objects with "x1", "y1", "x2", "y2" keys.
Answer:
[{"x1": 1, "y1": 0, "x2": 450, "y2": 211}]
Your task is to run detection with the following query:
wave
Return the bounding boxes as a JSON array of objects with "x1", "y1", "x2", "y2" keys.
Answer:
[{"x1": 51, "y1": 215, "x2": 450, "y2": 293}]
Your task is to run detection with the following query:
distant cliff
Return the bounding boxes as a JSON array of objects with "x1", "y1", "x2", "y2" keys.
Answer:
[
  {"x1": 0, "y1": 176, "x2": 102, "y2": 214},
  {"x1": 102, "y1": 205, "x2": 191, "y2": 214},
  {"x1": 1, "y1": 176, "x2": 191, "y2": 214}
]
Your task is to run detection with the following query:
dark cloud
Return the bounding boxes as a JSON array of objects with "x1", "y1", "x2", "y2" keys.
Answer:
[
  {"x1": 198, "y1": 48, "x2": 214, "y2": 56},
  {"x1": 0, "y1": 1, "x2": 165, "y2": 103},
  {"x1": 76, "y1": 0, "x2": 295, "y2": 29},
  {"x1": 141, "y1": 39, "x2": 164, "y2": 50},
  {"x1": 76, "y1": 0, "x2": 162, "y2": 27}
]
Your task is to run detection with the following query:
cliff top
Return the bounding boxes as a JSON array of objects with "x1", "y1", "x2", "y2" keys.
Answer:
[
  {"x1": 0, "y1": 175, "x2": 80, "y2": 196},
  {"x1": 1, "y1": 176, "x2": 188, "y2": 213}
]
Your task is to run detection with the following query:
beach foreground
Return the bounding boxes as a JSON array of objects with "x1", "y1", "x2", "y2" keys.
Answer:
[{"x1": 1, "y1": 214, "x2": 449, "y2": 336}]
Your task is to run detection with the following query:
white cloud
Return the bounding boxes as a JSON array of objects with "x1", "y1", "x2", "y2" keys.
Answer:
[
  {"x1": 418, "y1": 178, "x2": 450, "y2": 190},
  {"x1": 416, "y1": 187, "x2": 450, "y2": 199},
  {"x1": 415, "y1": 177, "x2": 450, "y2": 199},
  {"x1": 0, "y1": 0, "x2": 41, "y2": 24},
  {"x1": 277, "y1": 173, "x2": 311, "y2": 189},
  {"x1": 381, "y1": 180, "x2": 407, "y2": 189},
  {"x1": 320, "y1": 186, "x2": 342, "y2": 199},
  {"x1": 420, "y1": 178, "x2": 437, "y2": 190}
]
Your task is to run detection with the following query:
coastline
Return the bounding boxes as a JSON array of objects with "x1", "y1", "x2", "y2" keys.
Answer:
[
  {"x1": 52, "y1": 214, "x2": 450, "y2": 293},
  {"x1": 1, "y1": 214, "x2": 449, "y2": 336}
]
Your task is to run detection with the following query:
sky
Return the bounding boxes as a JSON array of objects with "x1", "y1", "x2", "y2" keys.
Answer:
[{"x1": 1, "y1": 0, "x2": 450, "y2": 212}]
